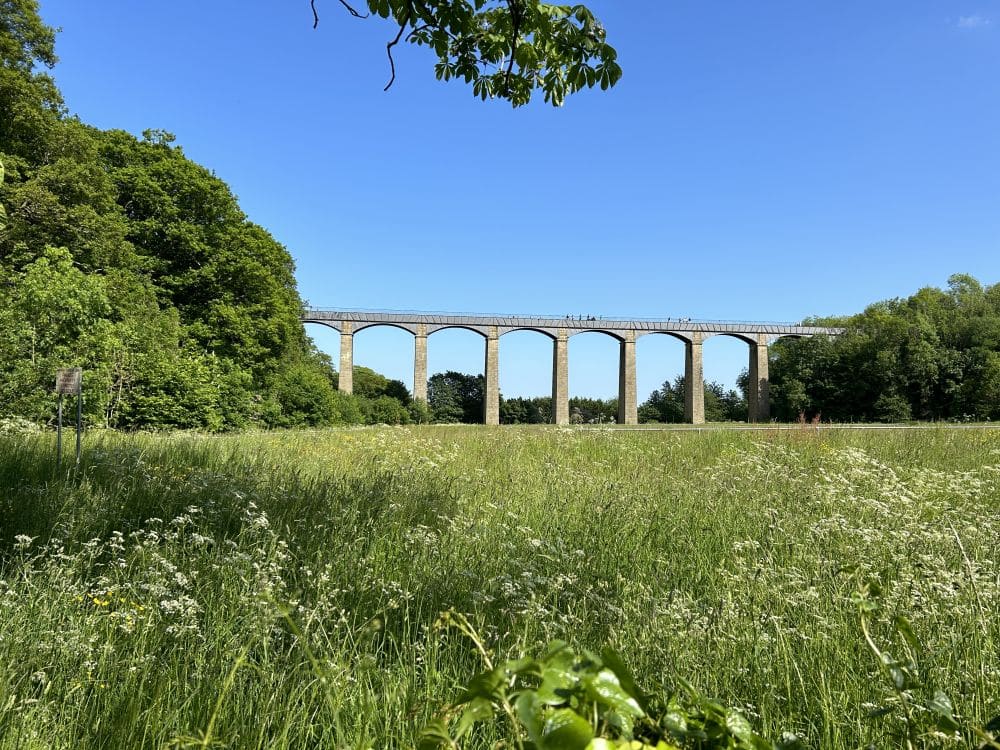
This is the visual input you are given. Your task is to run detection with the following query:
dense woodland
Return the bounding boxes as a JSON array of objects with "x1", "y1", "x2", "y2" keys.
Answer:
[
  {"x1": 3, "y1": 2, "x2": 999, "y2": 429},
  {"x1": 769, "y1": 274, "x2": 1000, "y2": 422},
  {"x1": 0, "y1": 0, "x2": 357, "y2": 429}
]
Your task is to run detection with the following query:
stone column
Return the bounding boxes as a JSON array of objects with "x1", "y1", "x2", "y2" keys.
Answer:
[
  {"x1": 338, "y1": 321, "x2": 353, "y2": 394},
  {"x1": 551, "y1": 330, "x2": 569, "y2": 425},
  {"x1": 748, "y1": 334, "x2": 770, "y2": 423},
  {"x1": 413, "y1": 324, "x2": 428, "y2": 403},
  {"x1": 684, "y1": 333, "x2": 705, "y2": 424},
  {"x1": 484, "y1": 327, "x2": 500, "y2": 425},
  {"x1": 617, "y1": 331, "x2": 637, "y2": 425}
]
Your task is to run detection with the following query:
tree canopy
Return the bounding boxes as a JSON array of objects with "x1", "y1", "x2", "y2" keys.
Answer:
[
  {"x1": 638, "y1": 376, "x2": 747, "y2": 424},
  {"x1": 770, "y1": 275, "x2": 1000, "y2": 423},
  {"x1": 1, "y1": 0, "x2": 371, "y2": 429},
  {"x1": 320, "y1": 0, "x2": 620, "y2": 106}
]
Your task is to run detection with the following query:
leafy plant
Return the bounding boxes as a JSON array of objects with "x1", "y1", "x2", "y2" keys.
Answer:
[{"x1": 420, "y1": 611, "x2": 803, "y2": 750}]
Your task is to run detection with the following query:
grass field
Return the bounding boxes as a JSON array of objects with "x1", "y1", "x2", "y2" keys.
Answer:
[{"x1": 1, "y1": 426, "x2": 998, "y2": 748}]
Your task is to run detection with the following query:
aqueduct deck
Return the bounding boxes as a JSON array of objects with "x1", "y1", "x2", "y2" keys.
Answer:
[{"x1": 301, "y1": 309, "x2": 842, "y2": 425}]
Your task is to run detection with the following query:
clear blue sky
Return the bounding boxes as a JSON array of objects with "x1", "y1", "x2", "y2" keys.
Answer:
[{"x1": 38, "y1": 1, "x2": 999, "y2": 402}]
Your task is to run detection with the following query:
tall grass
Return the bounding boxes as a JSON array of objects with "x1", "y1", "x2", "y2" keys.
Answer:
[{"x1": 0, "y1": 426, "x2": 997, "y2": 748}]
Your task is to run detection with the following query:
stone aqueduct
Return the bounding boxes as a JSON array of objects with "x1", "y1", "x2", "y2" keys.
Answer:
[{"x1": 301, "y1": 310, "x2": 842, "y2": 425}]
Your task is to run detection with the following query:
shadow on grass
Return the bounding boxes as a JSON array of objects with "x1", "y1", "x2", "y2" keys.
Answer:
[{"x1": 0, "y1": 434, "x2": 459, "y2": 567}]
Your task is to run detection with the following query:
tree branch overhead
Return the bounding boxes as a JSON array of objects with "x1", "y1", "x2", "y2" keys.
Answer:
[{"x1": 311, "y1": 0, "x2": 620, "y2": 106}]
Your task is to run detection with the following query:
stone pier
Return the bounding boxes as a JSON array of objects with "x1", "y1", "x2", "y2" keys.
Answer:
[
  {"x1": 617, "y1": 331, "x2": 637, "y2": 425},
  {"x1": 484, "y1": 327, "x2": 500, "y2": 425},
  {"x1": 552, "y1": 330, "x2": 569, "y2": 425},
  {"x1": 684, "y1": 332, "x2": 705, "y2": 425},
  {"x1": 748, "y1": 334, "x2": 770, "y2": 422},
  {"x1": 338, "y1": 321, "x2": 353, "y2": 394},
  {"x1": 413, "y1": 324, "x2": 427, "y2": 403}
]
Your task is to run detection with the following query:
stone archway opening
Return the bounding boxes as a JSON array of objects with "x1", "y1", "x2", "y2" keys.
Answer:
[
  {"x1": 635, "y1": 333, "x2": 688, "y2": 423},
  {"x1": 703, "y1": 333, "x2": 769, "y2": 422},
  {"x1": 426, "y1": 327, "x2": 489, "y2": 424},
  {"x1": 351, "y1": 324, "x2": 417, "y2": 398},
  {"x1": 302, "y1": 321, "x2": 339, "y2": 359},
  {"x1": 567, "y1": 331, "x2": 623, "y2": 424},
  {"x1": 498, "y1": 329, "x2": 556, "y2": 424}
]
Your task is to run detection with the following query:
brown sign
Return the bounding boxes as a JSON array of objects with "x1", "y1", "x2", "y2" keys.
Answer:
[{"x1": 55, "y1": 368, "x2": 82, "y2": 395}]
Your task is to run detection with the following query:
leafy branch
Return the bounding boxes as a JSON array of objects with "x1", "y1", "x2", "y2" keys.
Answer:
[
  {"x1": 420, "y1": 610, "x2": 803, "y2": 750},
  {"x1": 312, "y1": 1, "x2": 621, "y2": 106}
]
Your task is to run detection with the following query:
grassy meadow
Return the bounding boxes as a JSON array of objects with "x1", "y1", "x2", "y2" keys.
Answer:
[{"x1": 0, "y1": 426, "x2": 998, "y2": 748}]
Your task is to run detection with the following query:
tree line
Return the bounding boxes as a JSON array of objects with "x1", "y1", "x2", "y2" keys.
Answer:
[
  {"x1": 422, "y1": 371, "x2": 749, "y2": 425},
  {"x1": 769, "y1": 274, "x2": 1000, "y2": 422},
  {"x1": 427, "y1": 371, "x2": 624, "y2": 424}
]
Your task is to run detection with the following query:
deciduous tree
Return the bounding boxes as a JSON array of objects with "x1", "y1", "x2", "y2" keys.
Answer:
[{"x1": 428, "y1": 370, "x2": 484, "y2": 423}]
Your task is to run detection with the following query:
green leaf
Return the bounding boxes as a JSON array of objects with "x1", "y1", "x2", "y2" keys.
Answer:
[
  {"x1": 537, "y1": 664, "x2": 578, "y2": 705},
  {"x1": 542, "y1": 640, "x2": 573, "y2": 661},
  {"x1": 506, "y1": 656, "x2": 541, "y2": 677},
  {"x1": 516, "y1": 691, "x2": 545, "y2": 746},
  {"x1": 458, "y1": 667, "x2": 505, "y2": 703},
  {"x1": 417, "y1": 719, "x2": 454, "y2": 750},
  {"x1": 865, "y1": 704, "x2": 895, "y2": 719},
  {"x1": 454, "y1": 697, "x2": 496, "y2": 739},
  {"x1": 725, "y1": 709, "x2": 756, "y2": 741},
  {"x1": 600, "y1": 648, "x2": 650, "y2": 712},
  {"x1": 515, "y1": 42, "x2": 538, "y2": 68},
  {"x1": 584, "y1": 669, "x2": 644, "y2": 718},
  {"x1": 892, "y1": 615, "x2": 922, "y2": 656},
  {"x1": 880, "y1": 653, "x2": 907, "y2": 689},
  {"x1": 926, "y1": 691, "x2": 961, "y2": 732},
  {"x1": 926, "y1": 690, "x2": 952, "y2": 716},
  {"x1": 662, "y1": 705, "x2": 688, "y2": 736},
  {"x1": 774, "y1": 732, "x2": 806, "y2": 750},
  {"x1": 541, "y1": 708, "x2": 594, "y2": 750}
]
